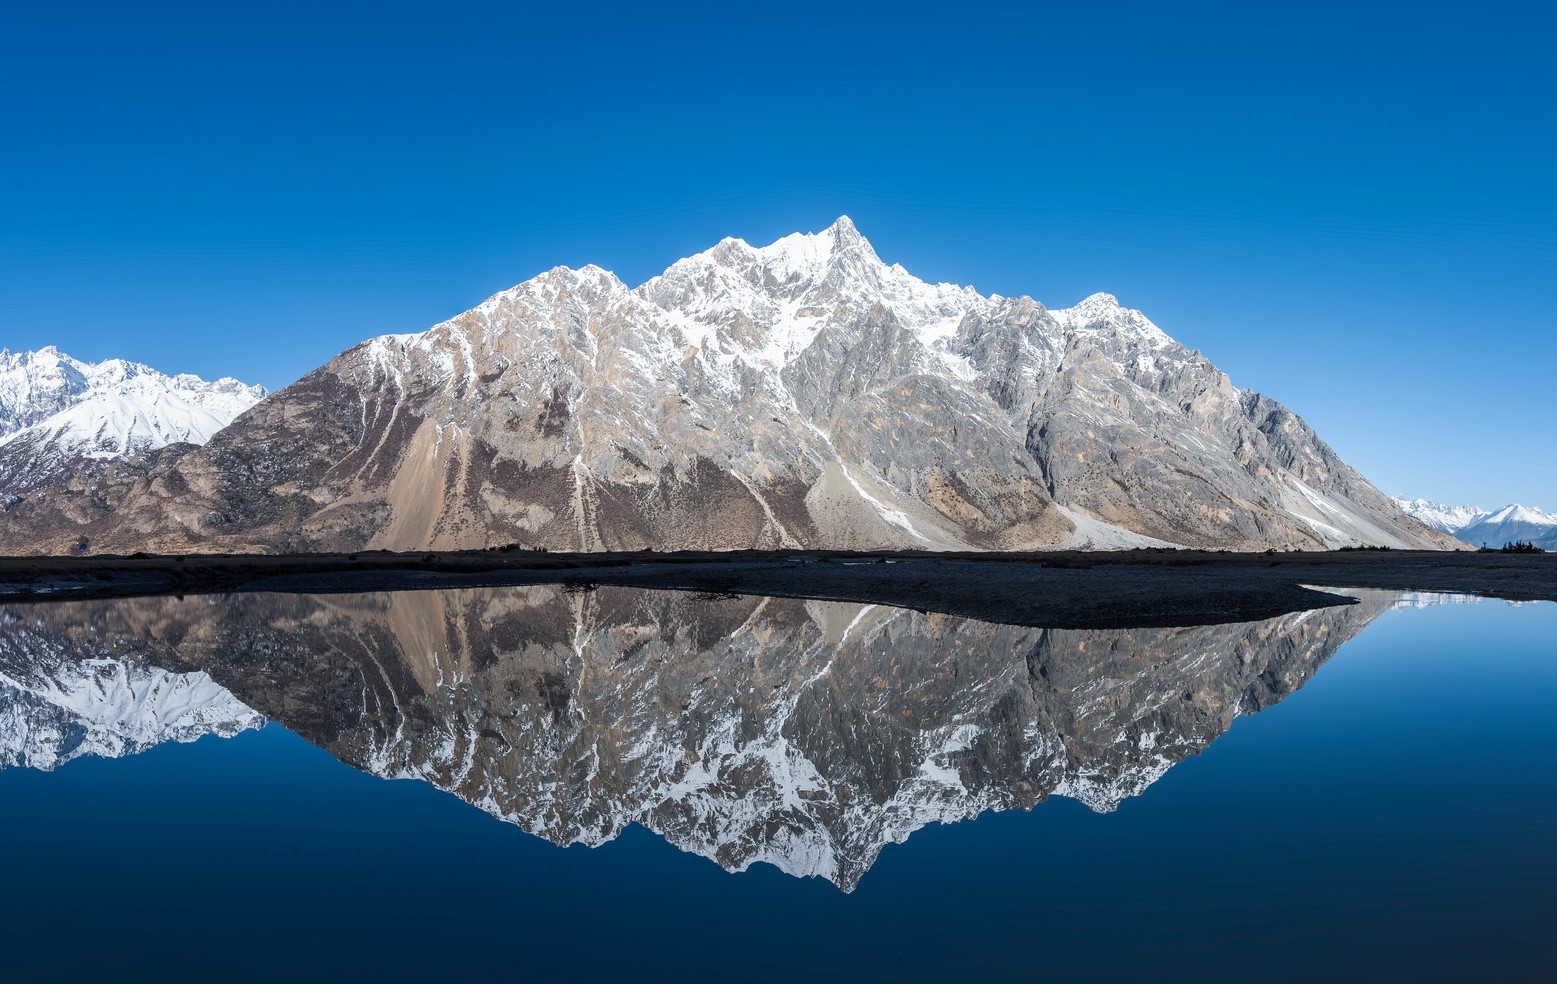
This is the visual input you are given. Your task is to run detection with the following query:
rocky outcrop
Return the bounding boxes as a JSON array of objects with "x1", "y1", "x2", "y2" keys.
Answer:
[{"x1": 0, "y1": 221, "x2": 1457, "y2": 553}]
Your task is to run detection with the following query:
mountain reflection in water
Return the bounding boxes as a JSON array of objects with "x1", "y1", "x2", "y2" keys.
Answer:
[{"x1": 0, "y1": 586, "x2": 1395, "y2": 890}]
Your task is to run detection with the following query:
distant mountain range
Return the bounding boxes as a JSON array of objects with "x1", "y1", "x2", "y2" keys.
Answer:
[
  {"x1": 0, "y1": 347, "x2": 265, "y2": 504},
  {"x1": 0, "y1": 220, "x2": 1463, "y2": 554},
  {"x1": 1393, "y1": 497, "x2": 1557, "y2": 550}
]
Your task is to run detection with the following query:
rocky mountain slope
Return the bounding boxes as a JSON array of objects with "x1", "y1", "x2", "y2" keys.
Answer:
[
  {"x1": 1392, "y1": 497, "x2": 1556, "y2": 548},
  {"x1": 0, "y1": 347, "x2": 266, "y2": 505},
  {"x1": 0, "y1": 220, "x2": 1458, "y2": 553},
  {"x1": 0, "y1": 585, "x2": 1396, "y2": 889}
]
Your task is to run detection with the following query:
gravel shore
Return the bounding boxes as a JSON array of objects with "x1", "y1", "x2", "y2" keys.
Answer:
[{"x1": 0, "y1": 548, "x2": 1551, "y2": 629}]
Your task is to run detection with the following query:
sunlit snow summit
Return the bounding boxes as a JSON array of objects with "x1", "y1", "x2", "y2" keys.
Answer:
[{"x1": 0, "y1": 347, "x2": 265, "y2": 504}]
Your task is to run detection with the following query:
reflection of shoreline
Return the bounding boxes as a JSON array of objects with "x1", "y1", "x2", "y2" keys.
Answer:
[
  {"x1": 1, "y1": 587, "x2": 1405, "y2": 890},
  {"x1": 1310, "y1": 585, "x2": 1541, "y2": 611},
  {"x1": 3, "y1": 550, "x2": 1557, "y2": 629}
]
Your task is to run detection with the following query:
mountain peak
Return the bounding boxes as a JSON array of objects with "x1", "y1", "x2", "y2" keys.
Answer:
[
  {"x1": 1048, "y1": 292, "x2": 1178, "y2": 353},
  {"x1": 1071, "y1": 292, "x2": 1123, "y2": 314},
  {"x1": 0, "y1": 348, "x2": 266, "y2": 476},
  {"x1": 526, "y1": 263, "x2": 630, "y2": 296},
  {"x1": 1480, "y1": 503, "x2": 1556, "y2": 525},
  {"x1": 3, "y1": 345, "x2": 71, "y2": 368},
  {"x1": 746, "y1": 217, "x2": 883, "y2": 279},
  {"x1": 1392, "y1": 497, "x2": 1489, "y2": 534},
  {"x1": 826, "y1": 214, "x2": 862, "y2": 239},
  {"x1": 820, "y1": 215, "x2": 877, "y2": 260},
  {"x1": 645, "y1": 219, "x2": 890, "y2": 299}
]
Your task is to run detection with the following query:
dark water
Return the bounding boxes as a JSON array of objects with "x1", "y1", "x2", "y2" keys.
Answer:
[{"x1": 0, "y1": 587, "x2": 1552, "y2": 981}]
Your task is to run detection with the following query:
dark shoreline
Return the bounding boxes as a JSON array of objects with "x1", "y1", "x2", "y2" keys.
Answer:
[{"x1": 0, "y1": 549, "x2": 1552, "y2": 629}]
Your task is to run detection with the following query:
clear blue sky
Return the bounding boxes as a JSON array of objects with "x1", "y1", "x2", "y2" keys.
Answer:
[{"x1": 2, "y1": 1, "x2": 1551, "y2": 506}]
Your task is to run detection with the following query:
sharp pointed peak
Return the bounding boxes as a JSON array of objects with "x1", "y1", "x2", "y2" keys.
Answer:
[
  {"x1": 1050, "y1": 292, "x2": 1127, "y2": 323},
  {"x1": 827, "y1": 214, "x2": 861, "y2": 238},
  {"x1": 821, "y1": 216, "x2": 877, "y2": 256},
  {"x1": 745, "y1": 215, "x2": 881, "y2": 269}
]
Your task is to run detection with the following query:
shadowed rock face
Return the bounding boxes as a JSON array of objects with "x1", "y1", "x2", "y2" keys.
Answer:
[
  {"x1": 0, "y1": 220, "x2": 1457, "y2": 554},
  {"x1": 0, "y1": 586, "x2": 1393, "y2": 890}
]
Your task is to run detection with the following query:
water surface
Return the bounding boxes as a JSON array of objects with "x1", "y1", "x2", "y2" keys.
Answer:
[{"x1": 1, "y1": 588, "x2": 1552, "y2": 980}]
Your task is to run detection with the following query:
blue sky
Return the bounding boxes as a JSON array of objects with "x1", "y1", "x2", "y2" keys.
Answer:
[{"x1": 2, "y1": 1, "x2": 1551, "y2": 505}]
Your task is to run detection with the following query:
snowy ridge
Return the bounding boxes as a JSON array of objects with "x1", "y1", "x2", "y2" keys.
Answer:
[
  {"x1": 0, "y1": 653, "x2": 264, "y2": 771},
  {"x1": 0, "y1": 346, "x2": 265, "y2": 455},
  {"x1": 1391, "y1": 497, "x2": 1489, "y2": 534},
  {"x1": 1457, "y1": 503, "x2": 1557, "y2": 549},
  {"x1": 1393, "y1": 496, "x2": 1556, "y2": 548},
  {"x1": 347, "y1": 216, "x2": 1445, "y2": 552},
  {"x1": 636, "y1": 216, "x2": 985, "y2": 379},
  {"x1": 1047, "y1": 291, "x2": 1175, "y2": 351},
  {"x1": 0, "y1": 347, "x2": 266, "y2": 497},
  {"x1": 1473, "y1": 503, "x2": 1557, "y2": 528}
]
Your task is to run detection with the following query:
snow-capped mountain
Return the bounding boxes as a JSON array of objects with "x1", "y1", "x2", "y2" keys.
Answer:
[
  {"x1": 0, "y1": 347, "x2": 266, "y2": 501},
  {"x1": 1458, "y1": 504, "x2": 1557, "y2": 550},
  {"x1": 0, "y1": 219, "x2": 1459, "y2": 553},
  {"x1": 1391, "y1": 497, "x2": 1489, "y2": 534},
  {"x1": 1392, "y1": 496, "x2": 1555, "y2": 549}
]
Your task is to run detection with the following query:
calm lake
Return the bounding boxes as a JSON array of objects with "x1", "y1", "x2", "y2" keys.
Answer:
[{"x1": 1, "y1": 587, "x2": 1552, "y2": 981}]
